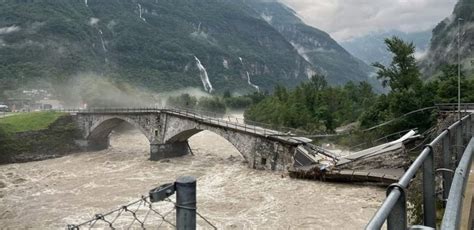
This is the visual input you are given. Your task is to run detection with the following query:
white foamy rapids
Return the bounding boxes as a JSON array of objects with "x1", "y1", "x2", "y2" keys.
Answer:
[
  {"x1": 246, "y1": 71, "x2": 260, "y2": 92},
  {"x1": 194, "y1": 56, "x2": 214, "y2": 93},
  {"x1": 138, "y1": 3, "x2": 146, "y2": 22},
  {"x1": 0, "y1": 128, "x2": 384, "y2": 229},
  {"x1": 239, "y1": 57, "x2": 243, "y2": 64}
]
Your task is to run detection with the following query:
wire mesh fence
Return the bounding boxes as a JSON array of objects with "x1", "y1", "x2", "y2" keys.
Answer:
[
  {"x1": 67, "y1": 177, "x2": 217, "y2": 230},
  {"x1": 67, "y1": 196, "x2": 176, "y2": 229}
]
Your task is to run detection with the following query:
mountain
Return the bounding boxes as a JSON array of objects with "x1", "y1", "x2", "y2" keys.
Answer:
[
  {"x1": 245, "y1": 0, "x2": 379, "y2": 87},
  {"x1": 420, "y1": 0, "x2": 474, "y2": 78},
  {"x1": 0, "y1": 0, "x2": 378, "y2": 94},
  {"x1": 341, "y1": 30, "x2": 432, "y2": 66}
]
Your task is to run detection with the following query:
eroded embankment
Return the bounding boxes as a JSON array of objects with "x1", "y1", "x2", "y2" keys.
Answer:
[{"x1": 0, "y1": 114, "x2": 81, "y2": 164}]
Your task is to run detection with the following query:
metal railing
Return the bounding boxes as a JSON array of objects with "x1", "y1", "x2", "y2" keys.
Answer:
[
  {"x1": 162, "y1": 107, "x2": 290, "y2": 139},
  {"x1": 436, "y1": 103, "x2": 474, "y2": 112},
  {"x1": 366, "y1": 113, "x2": 473, "y2": 229},
  {"x1": 441, "y1": 137, "x2": 474, "y2": 229},
  {"x1": 64, "y1": 106, "x2": 308, "y2": 140}
]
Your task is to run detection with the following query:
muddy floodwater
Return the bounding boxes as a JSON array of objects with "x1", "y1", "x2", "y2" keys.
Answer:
[{"x1": 0, "y1": 125, "x2": 384, "y2": 229}]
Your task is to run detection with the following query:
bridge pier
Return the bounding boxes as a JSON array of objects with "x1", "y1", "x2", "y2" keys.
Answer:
[
  {"x1": 150, "y1": 141, "x2": 192, "y2": 161},
  {"x1": 74, "y1": 138, "x2": 109, "y2": 151}
]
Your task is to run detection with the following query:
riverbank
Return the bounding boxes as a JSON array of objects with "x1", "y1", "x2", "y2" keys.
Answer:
[{"x1": 0, "y1": 112, "x2": 81, "y2": 164}]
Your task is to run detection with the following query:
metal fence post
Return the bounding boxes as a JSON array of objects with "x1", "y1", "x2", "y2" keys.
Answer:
[
  {"x1": 442, "y1": 131, "x2": 452, "y2": 203},
  {"x1": 387, "y1": 185, "x2": 407, "y2": 230},
  {"x1": 466, "y1": 115, "x2": 471, "y2": 142},
  {"x1": 471, "y1": 115, "x2": 474, "y2": 137},
  {"x1": 423, "y1": 146, "x2": 436, "y2": 228},
  {"x1": 176, "y1": 176, "x2": 196, "y2": 230},
  {"x1": 471, "y1": 114, "x2": 474, "y2": 136},
  {"x1": 456, "y1": 121, "x2": 463, "y2": 163}
]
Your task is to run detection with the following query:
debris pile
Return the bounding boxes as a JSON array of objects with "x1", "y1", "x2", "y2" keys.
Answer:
[{"x1": 290, "y1": 130, "x2": 419, "y2": 185}]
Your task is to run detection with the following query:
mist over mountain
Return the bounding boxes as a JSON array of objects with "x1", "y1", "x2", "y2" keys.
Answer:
[
  {"x1": 421, "y1": 0, "x2": 474, "y2": 78},
  {"x1": 0, "y1": 0, "x2": 380, "y2": 95},
  {"x1": 341, "y1": 30, "x2": 432, "y2": 66}
]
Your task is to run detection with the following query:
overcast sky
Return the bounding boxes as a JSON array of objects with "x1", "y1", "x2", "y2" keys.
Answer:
[{"x1": 280, "y1": 0, "x2": 458, "y2": 42}]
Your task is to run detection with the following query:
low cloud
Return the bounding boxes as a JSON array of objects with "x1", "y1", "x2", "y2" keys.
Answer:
[
  {"x1": 54, "y1": 73, "x2": 211, "y2": 109},
  {"x1": 280, "y1": 0, "x2": 457, "y2": 41}
]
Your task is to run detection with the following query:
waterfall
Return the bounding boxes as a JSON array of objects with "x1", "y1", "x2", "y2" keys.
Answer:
[
  {"x1": 138, "y1": 4, "x2": 146, "y2": 22},
  {"x1": 194, "y1": 56, "x2": 214, "y2": 93},
  {"x1": 84, "y1": 0, "x2": 88, "y2": 7},
  {"x1": 246, "y1": 72, "x2": 260, "y2": 92},
  {"x1": 98, "y1": 29, "x2": 107, "y2": 52},
  {"x1": 240, "y1": 57, "x2": 260, "y2": 92}
]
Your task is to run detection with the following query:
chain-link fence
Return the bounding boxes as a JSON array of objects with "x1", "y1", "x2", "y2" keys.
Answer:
[
  {"x1": 67, "y1": 176, "x2": 217, "y2": 230},
  {"x1": 67, "y1": 196, "x2": 176, "y2": 229}
]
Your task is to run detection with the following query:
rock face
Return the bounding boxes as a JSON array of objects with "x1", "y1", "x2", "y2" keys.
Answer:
[
  {"x1": 0, "y1": 0, "x2": 378, "y2": 93},
  {"x1": 420, "y1": 0, "x2": 474, "y2": 78}
]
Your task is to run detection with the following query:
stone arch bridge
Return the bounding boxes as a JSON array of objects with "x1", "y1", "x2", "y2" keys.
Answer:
[{"x1": 74, "y1": 108, "x2": 312, "y2": 171}]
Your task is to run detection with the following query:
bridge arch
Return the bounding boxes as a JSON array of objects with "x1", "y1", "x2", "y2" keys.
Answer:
[
  {"x1": 157, "y1": 114, "x2": 287, "y2": 169},
  {"x1": 85, "y1": 115, "x2": 155, "y2": 150},
  {"x1": 165, "y1": 127, "x2": 250, "y2": 161},
  {"x1": 75, "y1": 111, "x2": 297, "y2": 170}
]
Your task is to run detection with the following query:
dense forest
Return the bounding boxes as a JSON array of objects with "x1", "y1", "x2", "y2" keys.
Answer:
[{"x1": 244, "y1": 37, "x2": 474, "y2": 144}]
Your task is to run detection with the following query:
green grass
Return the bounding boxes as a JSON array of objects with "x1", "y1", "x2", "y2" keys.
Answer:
[{"x1": 0, "y1": 112, "x2": 65, "y2": 133}]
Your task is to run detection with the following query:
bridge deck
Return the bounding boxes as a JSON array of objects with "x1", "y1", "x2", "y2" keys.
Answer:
[
  {"x1": 163, "y1": 109, "x2": 314, "y2": 145},
  {"x1": 75, "y1": 108, "x2": 313, "y2": 146}
]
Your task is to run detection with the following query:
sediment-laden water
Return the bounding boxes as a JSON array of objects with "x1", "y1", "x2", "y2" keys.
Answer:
[{"x1": 0, "y1": 124, "x2": 384, "y2": 229}]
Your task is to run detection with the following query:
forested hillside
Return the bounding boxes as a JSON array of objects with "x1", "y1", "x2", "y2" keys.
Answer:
[{"x1": 0, "y1": 0, "x2": 378, "y2": 96}]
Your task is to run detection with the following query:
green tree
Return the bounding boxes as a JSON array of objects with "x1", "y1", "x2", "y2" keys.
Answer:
[
  {"x1": 435, "y1": 64, "x2": 473, "y2": 103},
  {"x1": 167, "y1": 94, "x2": 198, "y2": 109},
  {"x1": 373, "y1": 36, "x2": 422, "y2": 92},
  {"x1": 361, "y1": 36, "x2": 434, "y2": 134}
]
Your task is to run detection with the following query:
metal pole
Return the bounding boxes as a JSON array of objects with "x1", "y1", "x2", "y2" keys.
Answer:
[
  {"x1": 456, "y1": 121, "x2": 463, "y2": 163},
  {"x1": 457, "y1": 17, "x2": 463, "y2": 120},
  {"x1": 423, "y1": 148, "x2": 436, "y2": 228},
  {"x1": 471, "y1": 114, "x2": 474, "y2": 138},
  {"x1": 387, "y1": 187, "x2": 407, "y2": 230},
  {"x1": 442, "y1": 132, "x2": 452, "y2": 203},
  {"x1": 176, "y1": 176, "x2": 196, "y2": 230}
]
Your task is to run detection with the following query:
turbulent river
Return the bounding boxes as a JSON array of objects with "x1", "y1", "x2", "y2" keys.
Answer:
[{"x1": 0, "y1": 123, "x2": 385, "y2": 229}]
